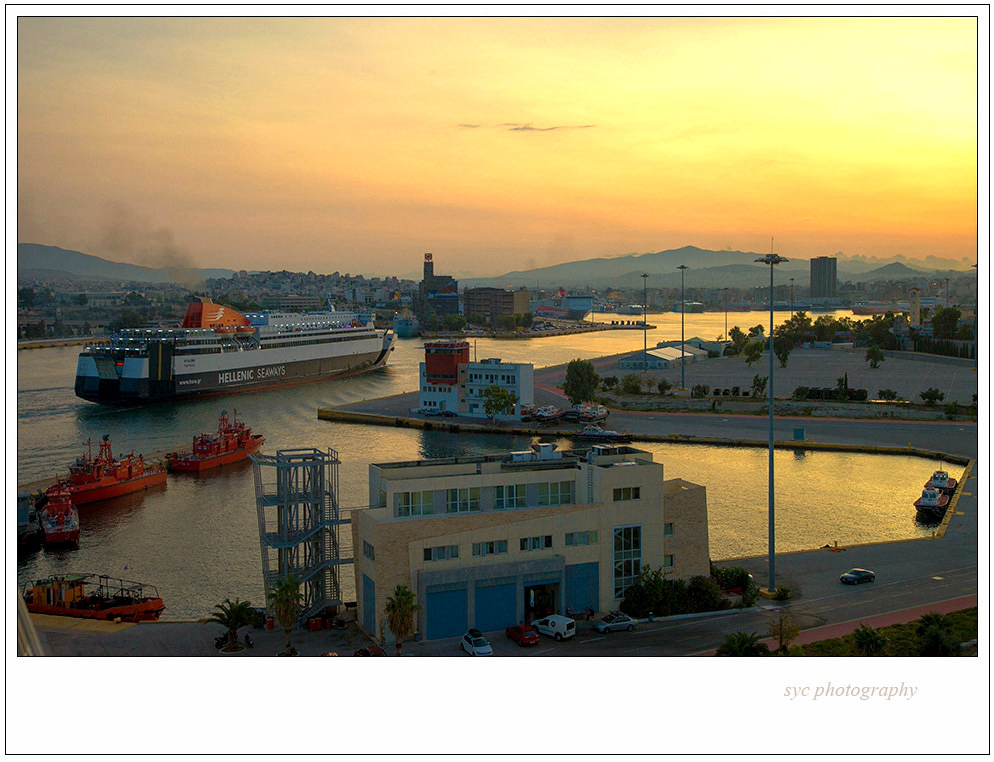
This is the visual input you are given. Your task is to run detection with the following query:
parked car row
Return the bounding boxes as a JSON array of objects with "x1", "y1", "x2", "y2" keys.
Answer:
[
  {"x1": 463, "y1": 612, "x2": 646, "y2": 655},
  {"x1": 420, "y1": 408, "x2": 458, "y2": 417}
]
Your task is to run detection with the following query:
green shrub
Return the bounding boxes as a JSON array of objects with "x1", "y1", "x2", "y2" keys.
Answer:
[
  {"x1": 656, "y1": 378, "x2": 673, "y2": 395},
  {"x1": 686, "y1": 575, "x2": 730, "y2": 613},
  {"x1": 792, "y1": 386, "x2": 810, "y2": 401},
  {"x1": 773, "y1": 585, "x2": 791, "y2": 601},
  {"x1": 691, "y1": 384, "x2": 710, "y2": 398},
  {"x1": 878, "y1": 389, "x2": 898, "y2": 401}
]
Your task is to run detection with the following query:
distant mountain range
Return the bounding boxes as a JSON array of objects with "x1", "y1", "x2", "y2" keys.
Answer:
[
  {"x1": 17, "y1": 241, "x2": 973, "y2": 291},
  {"x1": 16, "y1": 243, "x2": 235, "y2": 285},
  {"x1": 460, "y1": 245, "x2": 974, "y2": 290}
]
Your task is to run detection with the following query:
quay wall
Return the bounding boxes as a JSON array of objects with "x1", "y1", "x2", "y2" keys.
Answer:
[{"x1": 314, "y1": 407, "x2": 971, "y2": 465}]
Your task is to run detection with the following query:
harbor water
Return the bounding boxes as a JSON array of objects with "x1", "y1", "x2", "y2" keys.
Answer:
[{"x1": 16, "y1": 311, "x2": 941, "y2": 620}]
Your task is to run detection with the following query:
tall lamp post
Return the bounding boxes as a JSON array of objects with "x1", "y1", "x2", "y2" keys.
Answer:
[
  {"x1": 789, "y1": 278, "x2": 794, "y2": 318},
  {"x1": 756, "y1": 251, "x2": 788, "y2": 593},
  {"x1": 722, "y1": 287, "x2": 729, "y2": 342},
  {"x1": 677, "y1": 265, "x2": 688, "y2": 389},
  {"x1": 642, "y1": 273, "x2": 648, "y2": 371}
]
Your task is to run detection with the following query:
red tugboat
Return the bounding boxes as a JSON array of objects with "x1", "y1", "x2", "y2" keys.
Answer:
[
  {"x1": 925, "y1": 469, "x2": 958, "y2": 495},
  {"x1": 22, "y1": 574, "x2": 165, "y2": 622},
  {"x1": 167, "y1": 410, "x2": 265, "y2": 472},
  {"x1": 39, "y1": 483, "x2": 80, "y2": 547},
  {"x1": 62, "y1": 435, "x2": 167, "y2": 505}
]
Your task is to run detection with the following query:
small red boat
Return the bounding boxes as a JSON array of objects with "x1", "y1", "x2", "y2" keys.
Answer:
[
  {"x1": 62, "y1": 434, "x2": 167, "y2": 505},
  {"x1": 23, "y1": 574, "x2": 165, "y2": 622},
  {"x1": 167, "y1": 410, "x2": 265, "y2": 472},
  {"x1": 925, "y1": 469, "x2": 957, "y2": 495},
  {"x1": 39, "y1": 483, "x2": 80, "y2": 547}
]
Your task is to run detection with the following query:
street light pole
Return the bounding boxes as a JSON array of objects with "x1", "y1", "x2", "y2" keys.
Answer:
[
  {"x1": 722, "y1": 287, "x2": 729, "y2": 342},
  {"x1": 677, "y1": 265, "x2": 688, "y2": 389},
  {"x1": 755, "y1": 251, "x2": 788, "y2": 593},
  {"x1": 789, "y1": 278, "x2": 794, "y2": 318},
  {"x1": 642, "y1": 273, "x2": 648, "y2": 371}
]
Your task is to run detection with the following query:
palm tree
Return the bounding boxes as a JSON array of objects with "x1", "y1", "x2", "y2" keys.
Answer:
[
  {"x1": 267, "y1": 574, "x2": 302, "y2": 656},
  {"x1": 384, "y1": 584, "x2": 422, "y2": 656},
  {"x1": 208, "y1": 597, "x2": 254, "y2": 651},
  {"x1": 852, "y1": 623, "x2": 888, "y2": 656},
  {"x1": 715, "y1": 631, "x2": 769, "y2": 656}
]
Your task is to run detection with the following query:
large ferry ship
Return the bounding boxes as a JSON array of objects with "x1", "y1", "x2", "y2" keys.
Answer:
[{"x1": 75, "y1": 297, "x2": 396, "y2": 404}]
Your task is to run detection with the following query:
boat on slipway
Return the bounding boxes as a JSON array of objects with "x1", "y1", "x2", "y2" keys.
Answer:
[
  {"x1": 23, "y1": 574, "x2": 165, "y2": 622},
  {"x1": 39, "y1": 484, "x2": 80, "y2": 547},
  {"x1": 168, "y1": 410, "x2": 265, "y2": 472},
  {"x1": 75, "y1": 297, "x2": 396, "y2": 404},
  {"x1": 61, "y1": 435, "x2": 167, "y2": 505}
]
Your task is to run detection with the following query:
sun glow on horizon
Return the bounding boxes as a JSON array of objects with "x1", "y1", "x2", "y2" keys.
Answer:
[{"x1": 14, "y1": 14, "x2": 981, "y2": 277}]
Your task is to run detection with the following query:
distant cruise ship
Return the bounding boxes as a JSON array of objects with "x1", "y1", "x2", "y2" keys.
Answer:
[
  {"x1": 75, "y1": 297, "x2": 396, "y2": 404},
  {"x1": 533, "y1": 292, "x2": 593, "y2": 322}
]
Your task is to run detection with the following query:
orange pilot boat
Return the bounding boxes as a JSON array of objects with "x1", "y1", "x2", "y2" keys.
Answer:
[
  {"x1": 62, "y1": 434, "x2": 167, "y2": 505},
  {"x1": 23, "y1": 574, "x2": 165, "y2": 622},
  {"x1": 167, "y1": 410, "x2": 265, "y2": 472},
  {"x1": 39, "y1": 483, "x2": 80, "y2": 547}
]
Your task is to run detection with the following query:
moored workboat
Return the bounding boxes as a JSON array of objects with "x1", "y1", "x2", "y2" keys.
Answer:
[
  {"x1": 22, "y1": 574, "x2": 165, "y2": 621},
  {"x1": 39, "y1": 484, "x2": 80, "y2": 547},
  {"x1": 167, "y1": 410, "x2": 265, "y2": 472},
  {"x1": 61, "y1": 435, "x2": 167, "y2": 505},
  {"x1": 925, "y1": 469, "x2": 957, "y2": 495},
  {"x1": 572, "y1": 425, "x2": 631, "y2": 442},
  {"x1": 914, "y1": 487, "x2": 950, "y2": 520}
]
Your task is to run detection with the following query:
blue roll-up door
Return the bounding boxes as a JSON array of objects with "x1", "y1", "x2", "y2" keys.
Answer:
[
  {"x1": 565, "y1": 562, "x2": 599, "y2": 613},
  {"x1": 362, "y1": 574, "x2": 376, "y2": 635},
  {"x1": 474, "y1": 583, "x2": 516, "y2": 633},
  {"x1": 426, "y1": 588, "x2": 468, "y2": 640}
]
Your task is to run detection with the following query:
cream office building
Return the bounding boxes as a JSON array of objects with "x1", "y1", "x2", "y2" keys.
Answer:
[{"x1": 351, "y1": 443, "x2": 710, "y2": 643}]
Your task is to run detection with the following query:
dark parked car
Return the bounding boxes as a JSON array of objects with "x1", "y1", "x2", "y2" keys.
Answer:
[
  {"x1": 440, "y1": 410, "x2": 457, "y2": 417},
  {"x1": 840, "y1": 568, "x2": 876, "y2": 585},
  {"x1": 505, "y1": 623, "x2": 540, "y2": 646}
]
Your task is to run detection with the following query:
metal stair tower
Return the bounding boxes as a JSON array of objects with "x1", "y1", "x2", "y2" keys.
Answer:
[{"x1": 251, "y1": 448, "x2": 352, "y2": 623}]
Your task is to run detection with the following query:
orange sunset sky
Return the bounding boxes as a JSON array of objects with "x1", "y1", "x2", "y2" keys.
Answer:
[{"x1": 14, "y1": 13, "x2": 981, "y2": 278}]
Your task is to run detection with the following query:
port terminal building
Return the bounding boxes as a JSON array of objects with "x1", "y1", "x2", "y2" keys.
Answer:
[
  {"x1": 350, "y1": 443, "x2": 710, "y2": 643},
  {"x1": 418, "y1": 340, "x2": 533, "y2": 419}
]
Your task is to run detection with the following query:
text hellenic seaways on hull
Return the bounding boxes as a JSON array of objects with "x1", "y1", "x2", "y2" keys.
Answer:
[{"x1": 75, "y1": 297, "x2": 396, "y2": 404}]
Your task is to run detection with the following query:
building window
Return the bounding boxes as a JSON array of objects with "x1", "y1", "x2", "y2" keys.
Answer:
[
  {"x1": 494, "y1": 484, "x2": 526, "y2": 510},
  {"x1": 613, "y1": 525, "x2": 642, "y2": 599},
  {"x1": 446, "y1": 487, "x2": 481, "y2": 513},
  {"x1": 397, "y1": 490, "x2": 434, "y2": 517},
  {"x1": 613, "y1": 486, "x2": 641, "y2": 502},
  {"x1": 424, "y1": 545, "x2": 459, "y2": 562},
  {"x1": 538, "y1": 480, "x2": 574, "y2": 506},
  {"x1": 472, "y1": 540, "x2": 508, "y2": 556},
  {"x1": 664, "y1": 554, "x2": 674, "y2": 569},
  {"x1": 362, "y1": 541, "x2": 375, "y2": 561},
  {"x1": 664, "y1": 522, "x2": 674, "y2": 537},
  {"x1": 565, "y1": 531, "x2": 598, "y2": 546},
  {"x1": 520, "y1": 535, "x2": 553, "y2": 551}
]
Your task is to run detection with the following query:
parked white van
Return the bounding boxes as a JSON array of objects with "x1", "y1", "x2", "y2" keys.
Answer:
[{"x1": 531, "y1": 614, "x2": 576, "y2": 641}]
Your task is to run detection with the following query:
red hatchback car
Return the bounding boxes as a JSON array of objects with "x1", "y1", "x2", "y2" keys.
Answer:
[{"x1": 505, "y1": 624, "x2": 540, "y2": 646}]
